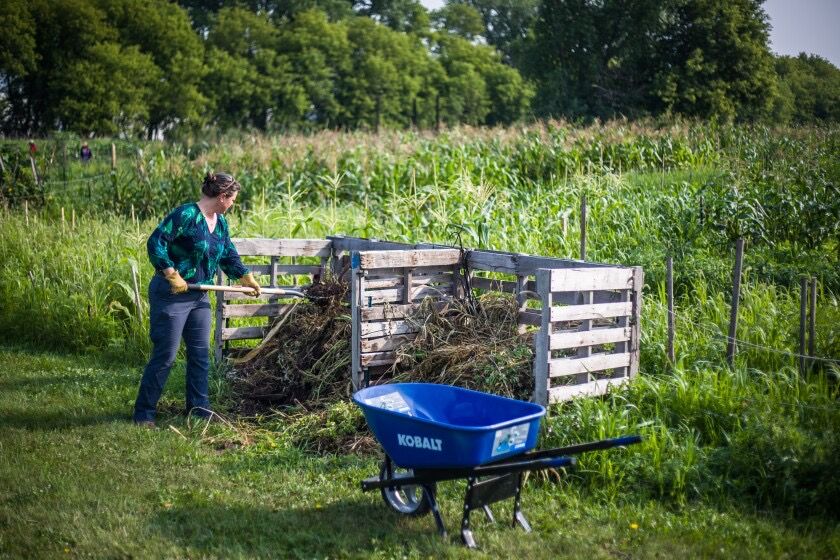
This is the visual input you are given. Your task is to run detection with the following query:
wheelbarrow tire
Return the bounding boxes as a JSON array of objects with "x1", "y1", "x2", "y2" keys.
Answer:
[{"x1": 379, "y1": 461, "x2": 435, "y2": 517}]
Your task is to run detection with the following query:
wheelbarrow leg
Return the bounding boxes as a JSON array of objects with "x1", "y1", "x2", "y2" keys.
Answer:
[
  {"x1": 424, "y1": 484, "x2": 447, "y2": 539},
  {"x1": 512, "y1": 473, "x2": 531, "y2": 533},
  {"x1": 482, "y1": 505, "x2": 495, "y2": 523},
  {"x1": 461, "y1": 477, "x2": 478, "y2": 548}
]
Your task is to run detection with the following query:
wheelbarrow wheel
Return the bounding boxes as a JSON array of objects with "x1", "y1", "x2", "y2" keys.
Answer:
[{"x1": 379, "y1": 461, "x2": 435, "y2": 517}]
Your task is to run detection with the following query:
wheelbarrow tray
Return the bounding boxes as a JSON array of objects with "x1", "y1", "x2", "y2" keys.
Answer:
[{"x1": 353, "y1": 383, "x2": 546, "y2": 469}]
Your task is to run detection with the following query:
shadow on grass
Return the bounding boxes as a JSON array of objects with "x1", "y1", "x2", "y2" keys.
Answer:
[{"x1": 151, "y1": 499, "x2": 441, "y2": 557}]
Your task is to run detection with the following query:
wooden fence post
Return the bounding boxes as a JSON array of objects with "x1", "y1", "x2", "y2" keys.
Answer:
[
  {"x1": 799, "y1": 277, "x2": 807, "y2": 375},
  {"x1": 726, "y1": 238, "x2": 744, "y2": 367},
  {"x1": 29, "y1": 155, "x2": 39, "y2": 186},
  {"x1": 111, "y1": 143, "x2": 117, "y2": 169},
  {"x1": 580, "y1": 193, "x2": 587, "y2": 261},
  {"x1": 533, "y1": 269, "x2": 551, "y2": 406},
  {"x1": 350, "y1": 261, "x2": 362, "y2": 390},
  {"x1": 666, "y1": 255, "x2": 675, "y2": 367},
  {"x1": 24, "y1": 199, "x2": 29, "y2": 226}
]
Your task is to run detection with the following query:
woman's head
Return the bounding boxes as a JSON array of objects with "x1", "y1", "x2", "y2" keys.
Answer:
[
  {"x1": 202, "y1": 172, "x2": 241, "y2": 198},
  {"x1": 201, "y1": 172, "x2": 241, "y2": 213}
]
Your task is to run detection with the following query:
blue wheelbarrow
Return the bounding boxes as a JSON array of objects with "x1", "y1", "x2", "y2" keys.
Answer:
[{"x1": 354, "y1": 383, "x2": 641, "y2": 548}]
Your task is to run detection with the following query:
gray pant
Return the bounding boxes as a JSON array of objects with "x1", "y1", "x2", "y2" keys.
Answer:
[{"x1": 133, "y1": 275, "x2": 212, "y2": 422}]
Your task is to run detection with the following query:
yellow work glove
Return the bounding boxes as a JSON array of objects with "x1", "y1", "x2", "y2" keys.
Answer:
[
  {"x1": 163, "y1": 269, "x2": 188, "y2": 294},
  {"x1": 239, "y1": 272, "x2": 261, "y2": 297}
]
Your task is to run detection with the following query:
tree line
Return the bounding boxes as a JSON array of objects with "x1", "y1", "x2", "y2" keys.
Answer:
[{"x1": 1, "y1": 0, "x2": 838, "y2": 138}]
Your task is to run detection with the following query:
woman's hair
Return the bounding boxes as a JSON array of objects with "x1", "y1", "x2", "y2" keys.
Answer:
[{"x1": 202, "y1": 172, "x2": 241, "y2": 197}]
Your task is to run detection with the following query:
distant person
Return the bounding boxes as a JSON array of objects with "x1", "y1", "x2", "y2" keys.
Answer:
[
  {"x1": 132, "y1": 172, "x2": 261, "y2": 428},
  {"x1": 80, "y1": 143, "x2": 92, "y2": 163},
  {"x1": 28, "y1": 141, "x2": 36, "y2": 156}
]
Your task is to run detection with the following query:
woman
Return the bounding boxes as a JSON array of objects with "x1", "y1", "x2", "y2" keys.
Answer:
[{"x1": 133, "y1": 172, "x2": 261, "y2": 427}]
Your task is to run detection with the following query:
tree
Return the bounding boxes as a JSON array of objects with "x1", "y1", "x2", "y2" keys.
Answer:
[
  {"x1": 55, "y1": 43, "x2": 159, "y2": 135},
  {"x1": 433, "y1": 34, "x2": 534, "y2": 125},
  {"x1": 0, "y1": 0, "x2": 38, "y2": 133},
  {"x1": 339, "y1": 16, "x2": 430, "y2": 128},
  {"x1": 276, "y1": 9, "x2": 353, "y2": 127},
  {"x1": 430, "y1": 3, "x2": 485, "y2": 40},
  {"x1": 353, "y1": 0, "x2": 430, "y2": 33},
  {"x1": 529, "y1": 0, "x2": 778, "y2": 122},
  {"x1": 204, "y1": 7, "x2": 307, "y2": 130},
  {"x1": 7, "y1": 0, "x2": 116, "y2": 133},
  {"x1": 530, "y1": 0, "x2": 666, "y2": 119},
  {"x1": 773, "y1": 54, "x2": 840, "y2": 123},
  {"x1": 97, "y1": 0, "x2": 208, "y2": 135},
  {"x1": 654, "y1": 0, "x2": 777, "y2": 121},
  {"x1": 448, "y1": 0, "x2": 539, "y2": 63}
]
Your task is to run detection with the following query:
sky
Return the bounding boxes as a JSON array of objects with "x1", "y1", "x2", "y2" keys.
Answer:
[
  {"x1": 419, "y1": 0, "x2": 840, "y2": 67},
  {"x1": 764, "y1": 0, "x2": 840, "y2": 66}
]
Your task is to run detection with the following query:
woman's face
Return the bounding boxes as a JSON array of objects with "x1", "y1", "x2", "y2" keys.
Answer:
[{"x1": 216, "y1": 191, "x2": 238, "y2": 214}]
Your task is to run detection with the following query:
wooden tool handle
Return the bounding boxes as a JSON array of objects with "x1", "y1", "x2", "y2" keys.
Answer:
[{"x1": 187, "y1": 284, "x2": 306, "y2": 298}]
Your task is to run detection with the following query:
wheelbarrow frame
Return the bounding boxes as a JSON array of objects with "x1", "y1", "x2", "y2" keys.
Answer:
[{"x1": 361, "y1": 435, "x2": 641, "y2": 548}]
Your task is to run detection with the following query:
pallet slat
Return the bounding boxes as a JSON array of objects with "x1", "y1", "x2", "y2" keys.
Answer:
[
  {"x1": 549, "y1": 268, "x2": 634, "y2": 292},
  {"x1": 467, "y1": 251, "x2": 518, "y2": 273},
  {"x1": 548, "y1": 377, "x2": 630, "y2": 402},
  {"x1": 361, "y1": 288, "x2": 403, "y2": 305},
  {"x1": 233, "y1": 238, "x2": 332, "y2": 257},
  {"x1": 471, "y1": 276, "x2": 520, "y2": 294},
  {"x1": 362, "y1": 274, "x2": 453, "y2": 290},
  {"x1": 360, "y1": 320, "x2": 419, "y2": 338},
  {"x1": 360, "y1": 301, "x2": 449, "y2": 321},
  {"x1": 413, "y1": 285, "x2": 451, "y2": 300},
  {"x1": 224, "y1": 287, "x2": 303, "y2": 301},
  {"x1": 550, "y1": 301, "x2": 632, "y2": 322},
  {"x1": 361, "y1": 351, "x2": 398, "y2": 367},
  {"x1": 549, "y1": 353, "x2": 631, "y2": 377},
  {"x1": 221, "y1": 326, "x2": 265, "y2": 340},
  {"x1": 249, "y1": 264, "x2": 321, "y2": 277},
  {"x1": 361, "y1": 335, "x2": 416, "y2": 353},
  {"x1": 354, "y1": 249, "x2": 461, "y2": 270},
  {"x1": 549, "y1": 327, "x2": 630, "y2": 350},
  {"x1": 222, "y1": 303, "x2": 296, "y2": 318},
  {"x1": 518, "y1": 310, "x2": 541, "y2": 326}
]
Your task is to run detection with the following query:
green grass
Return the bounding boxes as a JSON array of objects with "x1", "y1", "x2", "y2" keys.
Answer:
[{"x1": 1, "y1": 347, "x2": 838, "y2": 559}]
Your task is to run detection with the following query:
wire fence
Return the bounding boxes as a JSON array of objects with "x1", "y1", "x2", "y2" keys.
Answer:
[{"x1": 647, "y1": 299, "x2": 840, "y2": 367}]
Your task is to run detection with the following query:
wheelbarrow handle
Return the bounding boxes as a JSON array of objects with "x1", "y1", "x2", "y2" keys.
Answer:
[
  {"x1": 187, "y1": 284, "x2": 307, "y2": 298},
  {"x1": 490, "y1": 435, "x2": 643, "y2": 465},
  {"x1": 361, "y1": 456, "x2": 577, "y2": 491}
]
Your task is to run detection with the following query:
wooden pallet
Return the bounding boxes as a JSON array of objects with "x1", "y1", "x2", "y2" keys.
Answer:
[{"x1": 219, "y1": 235, "x2": 643, "y2": 405}]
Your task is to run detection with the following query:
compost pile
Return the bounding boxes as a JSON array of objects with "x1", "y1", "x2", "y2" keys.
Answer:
[
  {"x1": 230, "y1": 277, "x2": 352, "y2": 415},
  {"x1": 232, "y1": 285, "x2": 534, "y2": 411},
  {"x1": 228, "y1": 280, "x2": 534, "y2": 453},
  {"x1": 391, "y1": 293, "x2": 535, "y2": 401}
]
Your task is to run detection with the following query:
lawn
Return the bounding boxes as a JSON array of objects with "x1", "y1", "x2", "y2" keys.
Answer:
[{"x1": 1, "y1": 347, "x2": 837, "y2": 559}]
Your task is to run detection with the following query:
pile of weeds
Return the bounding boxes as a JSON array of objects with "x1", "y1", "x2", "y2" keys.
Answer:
[
  {"x1": 391, "y1": 292, "x2": 535, "y2": 400},
  {"x1": 226, "y1": 287, "x2": 534, "y2": 453},
  {"x1": 229, "y1": 277, "x2": 351, "y2": 414}
]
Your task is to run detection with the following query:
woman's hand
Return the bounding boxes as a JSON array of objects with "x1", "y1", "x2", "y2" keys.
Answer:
[
  {"x1": 239, "y1": 273, "x2": 261, "y2": 297},
  {"x1": 163, "y1": 268, "x2": 188, "y2": 294}
]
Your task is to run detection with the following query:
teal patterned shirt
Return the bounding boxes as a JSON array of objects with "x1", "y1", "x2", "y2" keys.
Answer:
[{"x1": 147, "y1": 203, "x2": 249, "y2": 283}]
